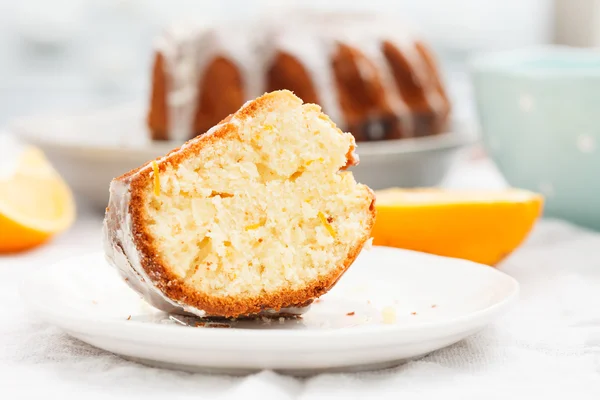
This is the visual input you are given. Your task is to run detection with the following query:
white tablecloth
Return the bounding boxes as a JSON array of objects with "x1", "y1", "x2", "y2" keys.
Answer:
[{"x1": 2, "y1": 159, "x2": 600, "y2": 399}]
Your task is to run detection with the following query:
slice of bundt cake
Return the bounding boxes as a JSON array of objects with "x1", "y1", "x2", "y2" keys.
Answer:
[{"x1": 104, "y1": 90, "x2": 376, "y2": 318}]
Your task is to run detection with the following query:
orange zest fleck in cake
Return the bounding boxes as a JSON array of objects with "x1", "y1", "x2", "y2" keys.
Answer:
[{"x1": 151, "y1": 161, "x2": 160, "y2": 196}]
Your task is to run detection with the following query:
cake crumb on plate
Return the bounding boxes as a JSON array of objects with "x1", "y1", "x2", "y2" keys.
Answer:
[{"x1": 382, "y1": 306, "x2": 396, "y2": 324}]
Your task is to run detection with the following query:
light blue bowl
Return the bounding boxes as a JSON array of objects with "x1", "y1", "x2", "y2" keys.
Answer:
[{"x1": 470, "y1": 46, "x2": 600, "y2": 230}]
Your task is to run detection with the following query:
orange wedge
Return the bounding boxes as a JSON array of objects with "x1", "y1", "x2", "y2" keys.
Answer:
[
  {"x1": 0, "y1": 145, "x2": 75, "y2": 253},
  {"x1": 372, "y1": 188, "x2": 543, "y2": 266}
]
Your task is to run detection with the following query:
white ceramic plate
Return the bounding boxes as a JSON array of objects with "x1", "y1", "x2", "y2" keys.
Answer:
[
  {"x1": 10, "y1": 104, "x2": 476, "y2": 211},
  {"x1": 21, "y1": 246, "x2": 518, "y2": 376}
]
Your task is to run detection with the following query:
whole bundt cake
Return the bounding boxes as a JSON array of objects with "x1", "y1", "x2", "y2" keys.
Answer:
[{"x1": 147, "y1": 12, "x2": 451, "y2": 142}]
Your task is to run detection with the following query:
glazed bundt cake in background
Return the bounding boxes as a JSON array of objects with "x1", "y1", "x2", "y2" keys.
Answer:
[
  {"x1": 105, "y1": 90, "x2": 376, "y2": 318},
  {"x1": 147, "y1": 13, "x2": 451, "y2": 143}
]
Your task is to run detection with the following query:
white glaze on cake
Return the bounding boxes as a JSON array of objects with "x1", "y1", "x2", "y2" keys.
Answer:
[
  {"x1": 154, "y1": 12, "x2": 445, "y2": 139},
  {"x1": 103, "y1": 162, "x2": 208, "y2": 317}
]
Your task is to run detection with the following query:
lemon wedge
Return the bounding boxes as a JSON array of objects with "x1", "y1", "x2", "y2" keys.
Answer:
[{"x1": 0, "y1": 145, "x2": 75, "y2": 253}]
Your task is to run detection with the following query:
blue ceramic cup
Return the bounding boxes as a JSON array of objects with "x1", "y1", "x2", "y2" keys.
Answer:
[{"x1": 470, "y1": 46, "x2": 600, "y2": 230}]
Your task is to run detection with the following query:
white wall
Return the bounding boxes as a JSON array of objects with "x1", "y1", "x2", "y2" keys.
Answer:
[{"x1": 1, "y1": 0, "x2": 556, "y2": 51}]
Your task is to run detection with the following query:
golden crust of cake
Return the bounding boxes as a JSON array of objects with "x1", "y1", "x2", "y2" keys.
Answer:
[{"x1": 106, "y1": 90, "x2": 376, "y2": 318}]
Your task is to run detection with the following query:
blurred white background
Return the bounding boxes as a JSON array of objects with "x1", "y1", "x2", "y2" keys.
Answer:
[{"x1": 0, "y1": 0, "x2": 580, "y2": 128}]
